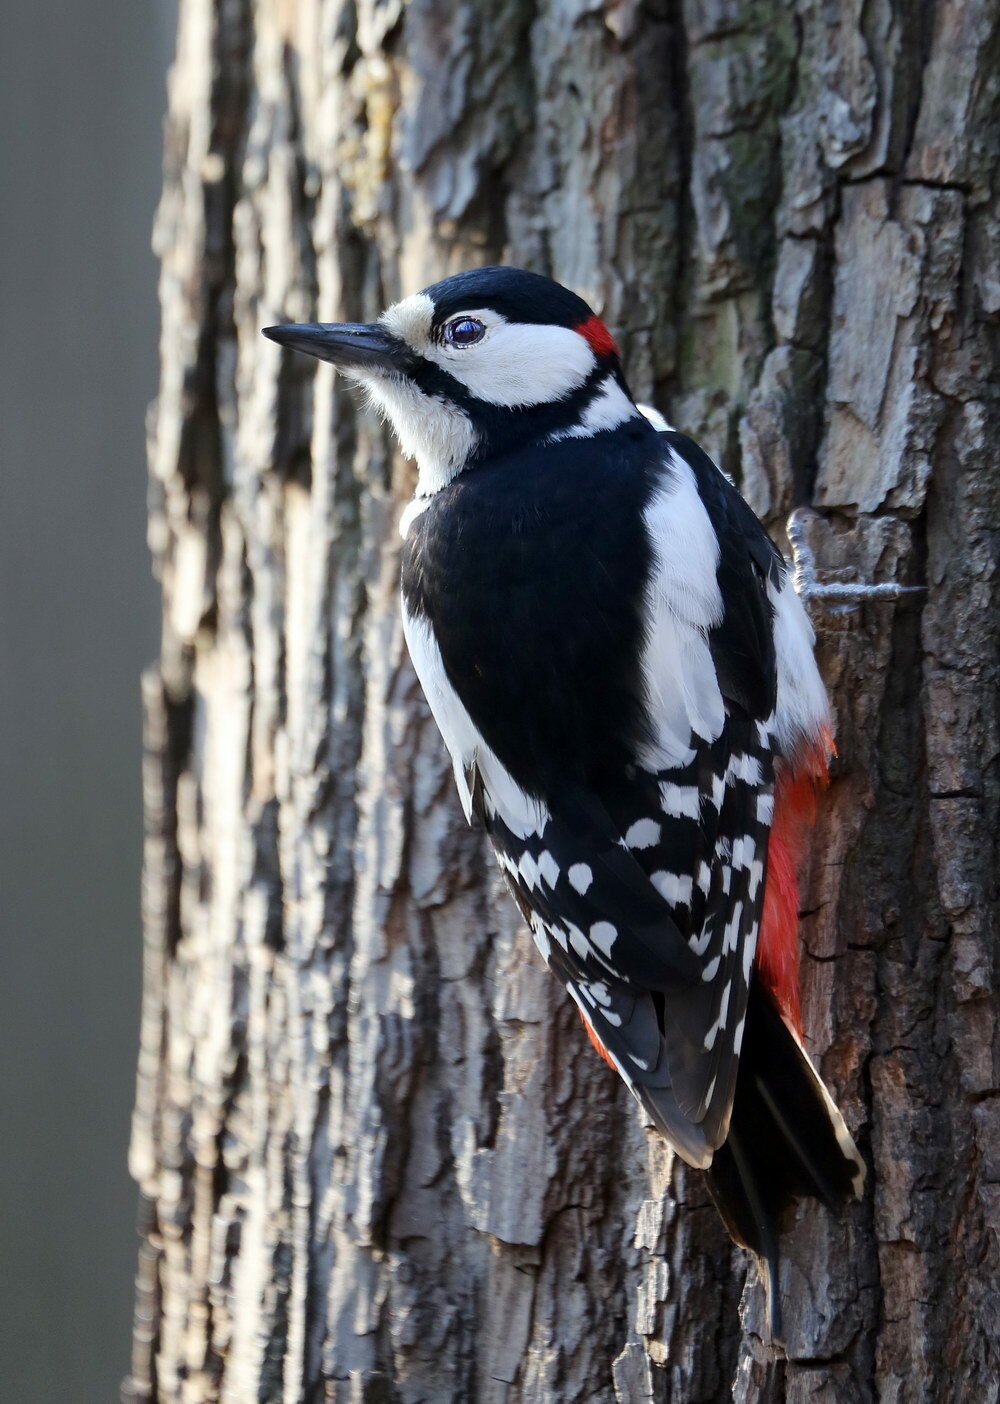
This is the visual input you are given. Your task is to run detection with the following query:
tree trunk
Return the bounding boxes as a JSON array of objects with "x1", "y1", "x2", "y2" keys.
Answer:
[{"x1": 126, "y1": 1, "x2": 999, "y2": 1400}]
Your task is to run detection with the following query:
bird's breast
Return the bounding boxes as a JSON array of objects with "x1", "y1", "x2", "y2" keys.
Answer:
[{"x1": 400, "y1": 449, "x2": 659, "y2": 801}]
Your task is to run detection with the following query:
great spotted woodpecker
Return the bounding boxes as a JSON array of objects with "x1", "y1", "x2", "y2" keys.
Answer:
[{"x1": 264, "y1": 267, "x2": 865, "y2": 1333}]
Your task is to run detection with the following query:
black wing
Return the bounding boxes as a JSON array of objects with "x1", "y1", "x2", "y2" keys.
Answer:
[{"x1": 481, "y1": 708, "x2": 774, "y2": 1169}]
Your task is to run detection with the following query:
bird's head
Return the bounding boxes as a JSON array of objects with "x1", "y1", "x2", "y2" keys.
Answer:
[{"x1": 263, "y1": 266, "x2": 641, "y2": 493}]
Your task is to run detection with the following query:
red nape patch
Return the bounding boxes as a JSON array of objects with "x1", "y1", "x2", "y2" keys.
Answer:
[
  {"x1": 756, "y1": 731, "x2": 834, "y2": 1033},
  {"x1": 579, "y1": 1009, "x2": 617, "y2": 1069},
  {"x1": 574, "y1": 315, "x2": 620, "y2": 359}
]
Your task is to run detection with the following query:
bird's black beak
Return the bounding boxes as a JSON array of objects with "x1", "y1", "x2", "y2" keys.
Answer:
[{"x1": 262, "y1": 321, "x2": 414, "y2": 375}]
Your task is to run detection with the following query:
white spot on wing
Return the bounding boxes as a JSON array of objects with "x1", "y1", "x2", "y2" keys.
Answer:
[
  {"x1": 496, "y1": 850, "x2": 518, "y2": 878},
  {"x1": 733, "y1": 1015, "x2": 746, "y2": 1055},
  {"x1": 743, "y1": 921, "x2": 759, "y2": 982},
  {"x1": 718, "y1": 980, "x2": 731, "y2": 1028},
  {"x1": 651, "y1": 871, "x2": 693, "y2": 907},
  {"x1": 590, "y1": 921, "x2": 617, "y2": 957},
  {"x1": 538, "y1": 850, "x2": 560, "y2": 888},
  {"x1": 690, "y1": 925, "x2": 713, "y2": 957},
  {"x1": 531, "y1": 919, "x2": 551, "y2": 964},
  {"x1": 660, "y1": 783, "x2": 700, "y2": 820},
  {"x1": 624, "y1": 817, "x2": 661, "y2": 849},
  {"x1": 518, "y1": 851, "x2": 539, "y2": 889},
  {"x1": 710, "y1": 772, "x2": 725, "y2": 810},
  {"x1": 568, "y1": 863, "x2": 593, "y2": 894},
  {"x1": 727, "y1": 752, "x2": 763, "y2": 787},
  {"x1": 722, "y1": 901, "x2": 743, "y2": 954},
  {"x1": 731, "y1": 836, "x2": 754, "y2": 871},
  {"x1": 567, "y1": 923, "x2": 591, "y2": 961}
]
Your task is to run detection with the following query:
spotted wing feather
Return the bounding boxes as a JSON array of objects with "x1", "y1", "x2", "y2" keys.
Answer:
[{"x1": 484, "y1": 710, "x2": 774, "y2": 1167}]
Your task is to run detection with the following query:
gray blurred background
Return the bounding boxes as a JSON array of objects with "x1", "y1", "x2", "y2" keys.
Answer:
[{"x1": 0, "y1": 3, "x2": 177, "y2": 1399}]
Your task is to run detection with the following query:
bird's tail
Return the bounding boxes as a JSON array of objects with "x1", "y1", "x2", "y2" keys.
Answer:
[{"x1": 704, "y1": 982, "x2": 865, "y2": 1338}]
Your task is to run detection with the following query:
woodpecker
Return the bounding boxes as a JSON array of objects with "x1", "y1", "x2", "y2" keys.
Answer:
[{"x1": 264, "y1": 267, "x2": 865, "y2": 1334}]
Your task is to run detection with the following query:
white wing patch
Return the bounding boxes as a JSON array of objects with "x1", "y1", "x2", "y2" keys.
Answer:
[{"x1": 639, "y1": 451, "x2": 726, "y2": 769}]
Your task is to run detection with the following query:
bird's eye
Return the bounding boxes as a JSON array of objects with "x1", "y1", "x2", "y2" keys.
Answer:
[{"x1": 444, "y1": 317, "x2": 486, "y2": 348}]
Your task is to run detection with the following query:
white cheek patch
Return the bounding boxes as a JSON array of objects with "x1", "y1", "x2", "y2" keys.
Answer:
[{"x1": 426, "y1": 317, "x2": 597, "y2": 408}]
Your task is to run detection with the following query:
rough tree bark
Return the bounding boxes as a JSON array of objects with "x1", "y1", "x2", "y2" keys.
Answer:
[{"x1": 126, "y1": 1, "x2": 999, "y2": 1400}]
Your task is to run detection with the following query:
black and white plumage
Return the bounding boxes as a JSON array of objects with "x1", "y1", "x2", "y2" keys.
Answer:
[
  {"x1": 264, "y1": 267, "x2": 865, "y2": 1333},
  {"x1": 400, "y1": 426, "x2": 777, "y2": 1170}
]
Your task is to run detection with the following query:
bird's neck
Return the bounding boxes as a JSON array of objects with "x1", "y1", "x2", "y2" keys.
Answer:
[{"x1": 367, "y1": 375, "x2": 480, "y2": 497}]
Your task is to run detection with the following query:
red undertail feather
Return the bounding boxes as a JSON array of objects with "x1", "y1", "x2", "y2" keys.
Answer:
[
  {"x1": 756, "y1": 729, "x2": 834, "y2": 1032},
  {"x1": 581, "y1": 1011, "x2": 617, "y2": 1069}
]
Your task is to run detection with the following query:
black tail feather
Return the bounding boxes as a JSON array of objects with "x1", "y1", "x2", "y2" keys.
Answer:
[
  {"x1": 724, "y1": 1123, "x2": 783, "y2": 1338},
  {"x1": 705, "y1": 983, "x2": 865, "y2": 1339}
]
